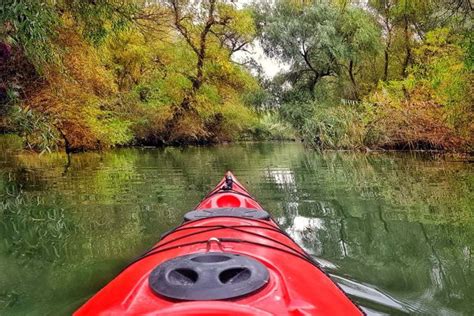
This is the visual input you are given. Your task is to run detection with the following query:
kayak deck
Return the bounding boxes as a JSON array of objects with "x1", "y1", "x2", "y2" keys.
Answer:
[{"x1": 74, "y1": 172, "x2": 362, "y2": 315}]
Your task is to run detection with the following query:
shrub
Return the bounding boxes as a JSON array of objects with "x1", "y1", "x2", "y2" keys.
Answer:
[
  {"x1": 365, "y1": 28, "x2": 473, "y2": 151},
  {"x1": 9, "y1": 105, "x2": 59, "y2": 153},
  {"x1": 24, "y1": 24, "x2": 133, "y2": 151},
  {"x1": 243, "y1": 111, "x2": 296, "y2": 141}
]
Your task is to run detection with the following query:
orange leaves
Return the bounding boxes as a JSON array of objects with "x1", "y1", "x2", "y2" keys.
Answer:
[
  {"x1": 369, "y1": 96, "x2": 466, "y2": 150},
  {"x1": 23, "y1": 24, "x2": 131, "y2": 151}
]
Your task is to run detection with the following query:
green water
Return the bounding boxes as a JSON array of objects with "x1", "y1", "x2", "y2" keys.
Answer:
[{"x1": 0, "y1": 136, "x2": 473, "y2": 315}]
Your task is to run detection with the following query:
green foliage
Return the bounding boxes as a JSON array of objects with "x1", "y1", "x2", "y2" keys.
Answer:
[
  {"x1": 62, "y1": 0, "x2": 138, "y2": 45},
  {"x1": 101, "y1": 28, "x2": 153, "y2": 91},
  {"x1": 257, "y1": 0, "x2": 382, "y2": 99},
  {"x1": 106, "y1": 1, "x2": 261, "y2": 144},
  {"x1": 257, "y1": 0, "x2": 473, "y2": 151},
  {"x1": 27, "y1": 23, "x2": 134, "y2": 151},
  {"x1": 412, "y1": 29, "x2": 472, "y2": 113},
  {"x1": 0, "y1": 0, "x2": 261, "y2": 150},
  {"x1": 0, "y1": 0, "x2": 472, "y2": 152},
  {"x1": 257, "y1": 1, "x2": 342, "y2": 94},
  {"x1": 0, "y1": 0, "x2": 136, "y2": 67},
  {"x1": 243, "y1": 111, "x2": 296, "y2": 141},
  {"x1": 0, "y1": 0, "x2": 59, "y2": 68},
  {"x1": 281, "y1": 100, "x2": 365, "y2": 149},
  {"x1": 9, "y1": 105, "x2": 59, "y2": 153},
  {"x1": 367, "y1": 28, "x2": 473, "y2": 150}
]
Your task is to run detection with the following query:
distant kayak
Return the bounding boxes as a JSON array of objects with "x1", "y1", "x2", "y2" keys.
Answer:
[{"x1": 74, "y1": 172, "x2": 362, "y2": 315}]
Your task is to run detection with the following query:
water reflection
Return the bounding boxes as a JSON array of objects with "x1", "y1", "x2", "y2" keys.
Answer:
[
  {"x1": 0, "y1": 138, "x2": 472, "y2": 315},
  {"x1": 331, "y1": 274, "x2": 410, "y2": 315}
]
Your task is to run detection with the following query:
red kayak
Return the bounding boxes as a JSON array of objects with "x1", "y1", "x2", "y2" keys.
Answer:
[{"x1": 75, "y1": 172, "x2": 362, "y2": 315}]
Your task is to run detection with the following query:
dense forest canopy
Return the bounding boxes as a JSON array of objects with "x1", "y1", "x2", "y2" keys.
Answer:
[{"x1": 0, "y1": 0, "x2": 472, "y2": 152}]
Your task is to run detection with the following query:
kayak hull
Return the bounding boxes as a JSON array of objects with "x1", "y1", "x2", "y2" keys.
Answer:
[{"x1": 74, "y1": 172, "x2": 362, "y2": 315}]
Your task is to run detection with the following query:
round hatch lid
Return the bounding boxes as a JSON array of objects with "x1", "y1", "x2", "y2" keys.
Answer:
[{"x1": 149, "y1": 252, "x2": 269, "y2": 301}]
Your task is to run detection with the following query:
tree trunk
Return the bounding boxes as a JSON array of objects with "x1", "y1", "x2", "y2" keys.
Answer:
[
  {"x1": 382, "y1": 14, "x2": 392, "y2": 81},
  {"x1": 308, "y1": 75, "x2": 318, "y2": 98},
  {"x1": 349, "y1": 60, "x2": 359, "y2": 100},
  {"x1": 383, "y1": 46, "x2": 390, "y2": 81},
  {"x1": 402, "y1": 14, "x2": 411, "y2": 78},
  {"x1": 165, "y1": 0, "x2": 217, "y2": 142},
  {"x1": 56, "y1": 126, "x2": 71, "y2": 154}
]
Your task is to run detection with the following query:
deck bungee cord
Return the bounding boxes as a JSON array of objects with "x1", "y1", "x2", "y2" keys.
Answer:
[
  {"x1": 121, "y1": 224, "x2": 318, "y2": 274},
  {"x1": 122, "y1": 237, "x2": 320, "y2": 276}
]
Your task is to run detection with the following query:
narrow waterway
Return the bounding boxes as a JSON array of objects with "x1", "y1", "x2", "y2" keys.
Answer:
[{"x1": 0, "y1": 137, "x2": 472, "y2": 315}]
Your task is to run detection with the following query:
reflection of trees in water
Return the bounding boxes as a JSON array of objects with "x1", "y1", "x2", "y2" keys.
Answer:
[
  {"x1": 264, "y1": 167, "x2": 298, "y2": 222},
  {"x1": 263, "y1": 151, "x2": 474, "y2": 314},
  {"x1": 0, "y1": 151, "x2": 182, "y2": 314},
  {"x1": 0, "y1": 141, "x2": 472, "y2": 314},
  {"x1": 0, "y1": 143, "x2": 304, "y2": 314},
  {"x1": 0, "y1": 143, "x2": 301, "y2": 266}
]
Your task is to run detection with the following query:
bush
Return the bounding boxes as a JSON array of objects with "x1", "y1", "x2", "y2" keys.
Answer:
[
  {"x1": 9, "y1": 105, "x2": 59, "y2": 153},
  {"x1": 366, "y1": 90, "x2": 466, "y2": 150},
  {"x1": 281, "y1": 100, "x2": 366, "y2": 149},
  {"x1": 364, "y1": 28, "x2": 473, "y2": 151},
  {"x1": 243, "y1": 111, "x2": 296, "y2": 141},
  {"x1": 306, "y1": 104, "x2": 366, "y2": 149},
  {"x1": 24, "y1": 24, "x2": 133, "y2": 151},
  {"x1": 280, "y1": 28, "x2": 473, "y2": 152}
]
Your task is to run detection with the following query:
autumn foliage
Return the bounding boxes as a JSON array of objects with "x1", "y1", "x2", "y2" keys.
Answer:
[
  {"x1": 0, "y1": 0, "x2": 472, "y2": 152},
  {"x1": 1, "y1": 0, "x2": 259, "y2": 151},
  {"x1": 258, "y1": 0, "x2": 473, "y2": 152}
]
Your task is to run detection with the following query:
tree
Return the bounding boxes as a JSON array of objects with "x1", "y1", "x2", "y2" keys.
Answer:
[
  {"x1": 368, "y1": 0, "x2": 396, "y2": 81},
  {"x1": 258, "y1": 1, "x2": 343, "y2": 97},
  {"x1": 0, "y1": 0, "x2": 59, "y2": 68},
  {"x1": 155, "y1": 0, "x2": 256, "y2": 142},
  {"x1": 257, "y1": 0, "x2": 380, "y2": 100},
  {"x1": 338, "y1": 8, "x2": 381, "y2": 99},
  {"x1": 368, "y1": 0, "x2": 435, "y2": 79}
]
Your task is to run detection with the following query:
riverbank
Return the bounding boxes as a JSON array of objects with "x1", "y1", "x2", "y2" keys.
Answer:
[
  {"x1": 1, "y1": 134, "x2": 472, "y2": 165},
  {"x1": 1, "y1": 1, "x2": 472, "y2": 155}
]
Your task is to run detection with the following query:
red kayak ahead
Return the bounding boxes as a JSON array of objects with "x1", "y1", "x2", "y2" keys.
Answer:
[{"x1": 75, "y1": 172, "x2": 362, "y2": 315}]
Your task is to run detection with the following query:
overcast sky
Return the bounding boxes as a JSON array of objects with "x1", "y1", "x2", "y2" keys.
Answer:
[
  {"x1": 233, "y1": 0, "x2": 286, "y2": 78},
  {"x1": 233, "y1": 0, "x2": 370, "y2": 77}
]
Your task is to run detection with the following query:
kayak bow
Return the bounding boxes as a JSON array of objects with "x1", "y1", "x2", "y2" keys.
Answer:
[{"x1": 75, "y1": 172, "x2": 362, "y2": 315}]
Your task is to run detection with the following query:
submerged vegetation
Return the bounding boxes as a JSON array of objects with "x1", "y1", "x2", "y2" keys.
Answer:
[{"x1": 0, "y1": 0, "x2": 472, "y2": 152}]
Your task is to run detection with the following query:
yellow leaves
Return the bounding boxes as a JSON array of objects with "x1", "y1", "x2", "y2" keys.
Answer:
[
  {"x1": 286, "y1": 0, "x2": 315, "y2": 9},
  {"x1": 14, "y1": 1, "x2": 263, "y2": 149},
  {"x1": 366, "y1": 33, "x2": 472, "y2": 151},
  {"x1": 407, "y1": 28, "x2": 472, "y2": 140},
  {"x1": 23, "y1": 23, "x2": 133, "y2": 151},
  {"x1": 54, "y1": 27, "x2": 117, "y2": 96},
  {"x1": 424, "y1": 28, "x2": 450, "y2": 47},
  {"x1": 217, "y1": 4, "x2": 256, "y2": 39},
  {"x1": 101, "y1": 28, "x2": 154, "y2": 91}
]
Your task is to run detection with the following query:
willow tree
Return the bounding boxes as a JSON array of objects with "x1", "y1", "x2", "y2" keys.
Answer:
[
  {"x1": 0, "y1": 0, "x2": 139, "y2": 151},
  {"x1": 257, "y1": 1, "x2": 342, "y2": 97},
  {"x1": 338, "y1": 8, "x2": 381, "y2": 99},
  {"x1": 257, "y1": 0, "x2": 380, "y2": 100}
]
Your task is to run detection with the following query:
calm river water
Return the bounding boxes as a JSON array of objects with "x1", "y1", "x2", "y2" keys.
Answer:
[{"x1": 0, "y1": 136, "x2": 473, "y2": 315}]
